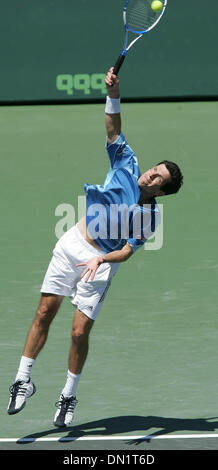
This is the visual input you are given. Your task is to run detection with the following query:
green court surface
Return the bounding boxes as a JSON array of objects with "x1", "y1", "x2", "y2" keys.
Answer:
[{"x1": 1, "y1": 101, "x2": 218, "y2": 454}]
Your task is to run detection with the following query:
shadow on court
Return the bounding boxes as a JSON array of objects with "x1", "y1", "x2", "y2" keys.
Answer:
[{"x1": 17, "y1": 415, "x2": 218, "y2": 445}]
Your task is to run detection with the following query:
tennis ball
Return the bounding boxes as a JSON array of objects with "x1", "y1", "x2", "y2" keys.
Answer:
[{"x1": 151, "y1": 0, "x2": 163, "y2": 12}]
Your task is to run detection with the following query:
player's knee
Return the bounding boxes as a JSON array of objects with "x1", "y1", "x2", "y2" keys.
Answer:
[
  {"x1": 35, "y1": 303, "x2": 56, "y2": 328},
  {"x1": 71, "y1": 327, "x2": 89, "y2": 346}
]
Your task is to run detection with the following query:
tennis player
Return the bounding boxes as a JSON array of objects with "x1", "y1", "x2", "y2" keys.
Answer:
[{"x1": 7, "y1": 68, "x2": 183, "y2": 427}]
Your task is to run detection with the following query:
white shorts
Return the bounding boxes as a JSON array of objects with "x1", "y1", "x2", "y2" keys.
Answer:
[{"x1": 40, "y1": 225, "x2": 119, "y2": 320}]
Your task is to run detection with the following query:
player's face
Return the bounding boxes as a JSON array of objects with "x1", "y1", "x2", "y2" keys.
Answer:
[{"x1": 138, "y1": 164, "x2": 171, "y2": 194}]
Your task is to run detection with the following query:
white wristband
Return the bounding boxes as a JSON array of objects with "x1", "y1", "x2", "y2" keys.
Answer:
[{"x1": 105, "y1": 96, "x2": 120, "y2": 114}]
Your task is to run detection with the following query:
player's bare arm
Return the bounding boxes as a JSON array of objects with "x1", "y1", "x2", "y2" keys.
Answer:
[{"x1": 105, "y1": 68, "x2": 121, "y2": 144}]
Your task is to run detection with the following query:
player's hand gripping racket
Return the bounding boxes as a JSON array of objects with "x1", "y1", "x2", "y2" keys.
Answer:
[{"x1": 113, "y1": 0, "x2": 167, "y2": 76}]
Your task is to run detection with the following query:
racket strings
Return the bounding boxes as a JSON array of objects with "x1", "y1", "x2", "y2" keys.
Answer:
[{"x1": 126, "y1": 0, "x2": 161, "y2": 33}]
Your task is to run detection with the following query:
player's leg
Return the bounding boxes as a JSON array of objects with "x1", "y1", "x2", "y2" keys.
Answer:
[
  {"x1": 8, "y1": 293, "x2": 63, "y2": 415},
  {"x1": 69, "y1": 308, "x2": 94, "y2": 374},
  {"x1": 54, "y1": 308, "x2": 94, "y2": 427},
  {"x1": 23, "y1": 293, "x2": 64, "y2": 359},
  {"x1": 7, "y1": 225, "x2": 83, "y2": 417}
]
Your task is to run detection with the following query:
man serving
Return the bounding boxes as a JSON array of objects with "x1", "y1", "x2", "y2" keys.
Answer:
[{"x1": 8, "y1": 68, "x2": 183, "y2": 427}]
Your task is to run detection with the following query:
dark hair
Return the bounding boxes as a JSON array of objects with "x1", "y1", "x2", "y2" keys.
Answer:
[{"x1": 157, "y1": 160, "x2": 183, "y2": 195}]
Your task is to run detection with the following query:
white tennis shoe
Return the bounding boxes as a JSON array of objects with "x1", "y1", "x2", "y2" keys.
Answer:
[
  {"x1": 54, "y1": 394, "x2": 78, "y2": 427},
  {"x1": 7, "y1": 379, "x2": 36, "y2": 415}
]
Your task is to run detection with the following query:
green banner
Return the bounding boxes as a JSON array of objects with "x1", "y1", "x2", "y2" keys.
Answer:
[{"x1": 0, "y1": 0, "x2": 217, "y2": 102}]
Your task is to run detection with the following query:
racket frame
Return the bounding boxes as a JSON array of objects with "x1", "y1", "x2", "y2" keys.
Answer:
[{"x1": 113, "y1": 0, "x2": 167, "y2": 75}]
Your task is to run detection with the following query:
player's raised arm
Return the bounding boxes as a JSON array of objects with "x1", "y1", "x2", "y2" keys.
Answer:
[{"x1": 105, "y1": 68, "x2": 121, "y2": 144}]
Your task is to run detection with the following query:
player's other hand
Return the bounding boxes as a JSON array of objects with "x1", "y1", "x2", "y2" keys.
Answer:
[
  {"x1": 105, "y1": 67, "x2": 120, "y2": 99},
  {"x1": 76, "y1": 256, "x2": 104, "y2": 282}
]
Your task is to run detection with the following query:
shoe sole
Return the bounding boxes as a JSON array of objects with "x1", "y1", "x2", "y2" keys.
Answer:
[
  {"x1": 54, "y1": 419, "x2": 74, "y2": 428},
  {"x1": 8, "y1": 401, "x2": 26, "y2": 415},
  {"x1": 53, "y1": 421, "x2": 68, "y2": 428},
  {"x1": 53, "y1": 413, "x2": 73, "y2": 428}
]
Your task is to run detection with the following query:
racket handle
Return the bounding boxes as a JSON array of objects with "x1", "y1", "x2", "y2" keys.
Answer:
[{"x1": 113, "y1": 53, "x2": 126, "y2": 76}]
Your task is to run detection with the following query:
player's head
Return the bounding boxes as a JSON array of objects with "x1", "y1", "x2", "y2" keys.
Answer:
[
  {"x1": 138, "y1": 160, "x2": 183, "y2": 198},
  {"x1": 157, "y1": 160, "x2": 183, "y2": 195}
]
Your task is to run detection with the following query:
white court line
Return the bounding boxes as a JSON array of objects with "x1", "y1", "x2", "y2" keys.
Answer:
[{"x1": 0, "y1": 434, "x2": 218, "y2": 442}]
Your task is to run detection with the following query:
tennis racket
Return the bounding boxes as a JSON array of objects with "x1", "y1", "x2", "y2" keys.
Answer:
[{"x1": 113, "y1": 0, "x2": 167, "y2": 76}]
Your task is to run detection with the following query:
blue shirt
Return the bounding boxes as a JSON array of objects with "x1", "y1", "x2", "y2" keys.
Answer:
[{"x1": 84, "y1": 133, "x2": 161, "y2": 254}]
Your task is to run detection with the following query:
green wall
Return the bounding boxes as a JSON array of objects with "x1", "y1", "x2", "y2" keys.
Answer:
[{"x1": 0, "y1": 0, "x2": 217, "y2": 102}]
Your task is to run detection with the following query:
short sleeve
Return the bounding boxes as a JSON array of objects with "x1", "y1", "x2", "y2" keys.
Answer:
[
  {"x1": 127, "y1": 237, "x2": 146, "y2": 253},
  {"x1": 106, "y1": 133, "x2": 139, "y2": 176}
]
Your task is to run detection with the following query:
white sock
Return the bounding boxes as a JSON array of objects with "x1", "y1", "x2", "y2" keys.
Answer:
[
  {"x1": 15, "y1": 355, "x2": 35, "y2": 383},
  {"x1": 62, "y1": 370, "x2": 81, "y2": 398}
]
